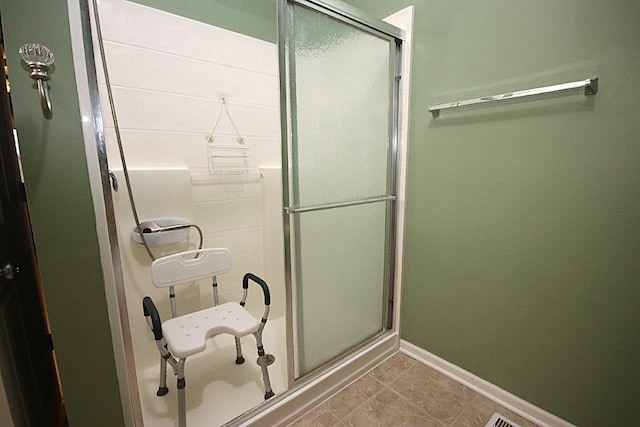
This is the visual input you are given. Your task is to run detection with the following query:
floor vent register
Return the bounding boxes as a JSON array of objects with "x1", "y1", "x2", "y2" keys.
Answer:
[{"x1": 485, "y1": 413, "x2": 522, "y2": 427}]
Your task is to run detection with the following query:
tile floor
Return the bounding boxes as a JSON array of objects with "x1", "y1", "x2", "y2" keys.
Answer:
[{"x1": 288, "y1": 352, "x2": 539, "y2": 427}]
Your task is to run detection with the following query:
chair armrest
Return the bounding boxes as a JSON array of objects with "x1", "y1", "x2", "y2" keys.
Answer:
[
  {"x1": 242, "y1": 273, "x2": 271, "y2": 306},
  {"x1": 143, "y1": 296, "x2": 163, "y2": 341}
]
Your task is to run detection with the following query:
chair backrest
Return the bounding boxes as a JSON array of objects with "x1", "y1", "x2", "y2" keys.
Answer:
[{"x1": 151, "y1": 248, "x2": 232, "y2": 288}]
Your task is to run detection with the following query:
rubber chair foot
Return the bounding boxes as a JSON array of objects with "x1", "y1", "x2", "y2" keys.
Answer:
[
  {"x1": 264, "y1": 390, "x2": 275, "y2": 400},
  {"x1": 235, "y1": 356, "x2": 245, "y2": 365},
  {"x1": 156, "y1": 386, "x2": 169, "y2": 397}
]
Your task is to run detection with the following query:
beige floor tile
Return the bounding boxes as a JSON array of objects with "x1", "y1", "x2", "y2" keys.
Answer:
[
  {"x1": 389, "y1": 363, "x2": 477, "y2": 425},
  {"x1": 433, "y1": 375, "x2": 477, "y2": 402},
  {"x1": 323, "y1": 374, "x2": 385, "y2": 419},
  {"x1": 396, "y1": 362, "x2": 443, "y2": 386},
  {"x1": 289, "y1": 404, "x2": 342, "y2": 427},
  {"x1": 343, "y1": 389, "x2": 441, "y2": 427},
  {"x1": 293, "y1": 353, "x2": 541, "y2": 427},
  {"x1": 369, "y1": 353, "x2": 418, "y2": 385}
]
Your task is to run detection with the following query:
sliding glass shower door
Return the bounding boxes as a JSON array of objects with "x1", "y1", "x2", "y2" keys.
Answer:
[{"x1": 279, "y1": 0, "x2": 402, "y2": 379}]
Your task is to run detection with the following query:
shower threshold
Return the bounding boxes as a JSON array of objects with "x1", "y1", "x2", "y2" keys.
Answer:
[{"x1": 227, "y1": 331, "x2": 398, "y2": 427}]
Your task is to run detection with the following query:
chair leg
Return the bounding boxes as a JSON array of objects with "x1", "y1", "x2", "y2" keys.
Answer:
[
  {"x1": 157, "y1": 354, "x2": 169, "y2": 396},
  {"x1": 234, "y1": 337, "x2": 245, "y2": 364},
  {"x1": 253, "y1": 332, "x2": 274, "y2": 399},
  {"x1": 177, "y1": 359, "x2": 187, "y2": 427}
]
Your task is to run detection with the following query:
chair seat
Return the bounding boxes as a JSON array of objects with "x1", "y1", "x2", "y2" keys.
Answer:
[{"x1": 162, "y1": 302, "x2": 260, "y2": 358}]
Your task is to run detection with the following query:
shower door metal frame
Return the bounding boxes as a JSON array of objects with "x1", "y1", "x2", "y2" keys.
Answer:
[
  {"x1": 72, "y1": 0, "x2": 403, "y2": 422},
  {"x1": 278, "y1": 0, "x2": 404, "y2": 385},
  {"x1": 72, "y1": 1, "x2": 143, "y2": 425}
]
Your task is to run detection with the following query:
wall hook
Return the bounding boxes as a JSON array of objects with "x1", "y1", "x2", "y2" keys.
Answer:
[{"x1": 18, "y1": 43, "x2": 54, "y2": 118}]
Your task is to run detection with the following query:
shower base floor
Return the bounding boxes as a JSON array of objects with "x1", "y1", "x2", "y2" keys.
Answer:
[{"x1": 138, "y1": 316, "x2": 287, "y2": 426}]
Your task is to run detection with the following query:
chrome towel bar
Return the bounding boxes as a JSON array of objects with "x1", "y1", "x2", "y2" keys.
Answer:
[{"x1": 428, "y1": 77, "x2": 598, "y2": 117}]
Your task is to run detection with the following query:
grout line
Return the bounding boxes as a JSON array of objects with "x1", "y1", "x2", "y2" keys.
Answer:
[
  {"x1": 335, "y1": 382, "x2": 388, "y2": 423},
  {"x1": 312, "y1": 353, "x2": 477, "y2": 427},
  {"x1": 193, "y1": 197, "x2": 261, "y2": 205},
  {"x1": 199, "y1": 227, "x2": 263, "y2": 234},
  {"x1": 109, "y1": 129, "x2": 279, "y2": 139},
  {"x1": 289, "y1": 405, "x2": 341, "y2": 427},
  {"x1": 105, "y1": 128, "x2": 280, "y2": 141},
  {"x1": 329, "y1": 412, "x2": 342, "y2": 427},
  {"x1": 299, "y1": 371, "x2": 382, "y2": 424},
  {"x1": 298, "y1": 351, "x2": 483, "y2": 427},
  {"x1": 384, "y1": 385, "x2": 446, "y2": 426},
  {"x1": 228, "y1": 254, "x2": 263, "y2": 263},
  {"x1": 327, "y1": 354, "x2": 420, "y2": 424},
  {"x1": 202, "y1": 225, "x2": 262, "y2": 235},
  {"x1": 102, "y1": 40, "x2": 279, "y2": 78},
  {"x1": 101, "y1": 125, "x2": 280, "y2": 139},
  {"x1": 449, "y1": 394, "x2": 482, "y2": 427},
  {"x1": 104, "y1": 83, "x2": 280, "y2": 109}
]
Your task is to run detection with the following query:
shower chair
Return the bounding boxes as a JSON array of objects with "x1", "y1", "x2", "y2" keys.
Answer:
[{"x1": 142, "y1": 248, "x2": 274, "y2": 427}]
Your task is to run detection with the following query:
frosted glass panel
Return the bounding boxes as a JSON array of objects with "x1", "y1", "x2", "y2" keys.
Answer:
[
  {"x1": 284, "y1": 1, "x2": 397, "y2": 378},
  {"x1": 290, "y1": 5, "x2": 391, "y2": 207},
  {"x1": 293, "y1": 202, "x2": 387, "y2": 375}
]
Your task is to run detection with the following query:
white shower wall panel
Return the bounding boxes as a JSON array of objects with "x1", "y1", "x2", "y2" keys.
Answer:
[
  {"x1": 104, "y1": 1, "x2": 279, "y2": 75},
  {"x1": 103, "y1": 129, "x2": 209, "y2": 170},
  {"x1": 99, "y1": 86, "x2": 280, "y2": 138},
  {"x1": 192, "y1": 199, "x2": 262, "y2": 234},
  {"x1": 191, "y1": 181, "x2": 262, "y2": 203},
  {"x1": 201, "y1": 227, "x2": 263, "y2": 261},
  {"x1": 99, "y1": 43, "x2": 280, "y2": 107},
  {"x1": 96, "y1": 0, "x2": 281, "y2": 173},
  {"x1": 95, "y1": 0, "x2": 284, "y2": 377}
]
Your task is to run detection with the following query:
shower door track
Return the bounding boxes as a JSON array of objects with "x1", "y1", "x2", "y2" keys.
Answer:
[
  {"x1": 294, "y1": 0, "x2": 404, "y2": 39},
  {"x1": 224, "y1": 329, "x2": 396, "y2": 426}
]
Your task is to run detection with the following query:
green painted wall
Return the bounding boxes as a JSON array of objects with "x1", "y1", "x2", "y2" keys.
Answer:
[
  {"x1": 0, "y1": 0, "x2": 125, "y2": 425},
  {"x1": 130, "y1": 0, "x2": 276, "y2": 42},
  {"x1": 343, "y1": 1, "x2": 640, "y2": 425},
  {"x1": 0, "y1": 1, "x2": 278, "y2": 425},
  {"x1": 3, "y1": 0, "x2": 639, "y2": 425}
]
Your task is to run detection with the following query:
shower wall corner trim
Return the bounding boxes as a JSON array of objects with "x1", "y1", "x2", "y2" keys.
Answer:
[
  {"x1": 67, "y1": 0, "x2": 139, "y2": 425},
  {"x1": 383, "y1": 5, "x2": 415, "y2": 339}
]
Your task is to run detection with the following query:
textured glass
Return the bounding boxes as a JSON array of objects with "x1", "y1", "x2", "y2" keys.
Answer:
[
  {"x1": 290, "y1": 5, "x2": 391, "y2": 207},
  {"x1": 293, "y1": 202, "x2": 387, "y2": 376}
]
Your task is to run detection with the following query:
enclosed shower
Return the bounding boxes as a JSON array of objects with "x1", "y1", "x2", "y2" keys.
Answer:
[{"x1": 79, "y1": 0, "x2": 411, "y2": 425}]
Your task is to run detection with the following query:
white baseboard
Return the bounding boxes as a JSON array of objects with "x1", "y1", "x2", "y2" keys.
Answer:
[
  {"x1": 400, "y1": 340, "x2": 575, "y2": 427},
  {"x1": 237, "y1": 333, "x2": 398, "y2": 427}
]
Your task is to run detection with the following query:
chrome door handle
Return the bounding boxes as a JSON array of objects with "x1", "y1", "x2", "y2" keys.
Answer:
[
  {"x1": 108, "y1": 169, "x2": 119, "y2": 192},
  {"x1": 283, "y1": 195, "x2": 396, "y2": 214}
]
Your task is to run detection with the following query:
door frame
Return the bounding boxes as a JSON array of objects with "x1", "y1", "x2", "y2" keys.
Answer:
[
  {"x1": 66, "y1": 0, "x2": 407, "y2": 425},
  {"x1": 278, "y1": 0, "x2": 404, "y2": 386},
  {"x1": 0, "y1": 12, "x2": 66, "y2": 425},
  {"x1": 66, "y1": 0, "x2": 141, "y2": 425}
]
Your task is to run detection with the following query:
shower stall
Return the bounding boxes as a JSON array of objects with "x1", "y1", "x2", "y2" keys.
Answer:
[{"x1": 72, "y1": 0, "x2": 411, "y2": 424}]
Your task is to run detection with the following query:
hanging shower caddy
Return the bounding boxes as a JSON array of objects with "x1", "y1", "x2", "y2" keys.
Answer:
[{"x1": 199, "y1": 97, "x2": 262, "y2": 186}]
